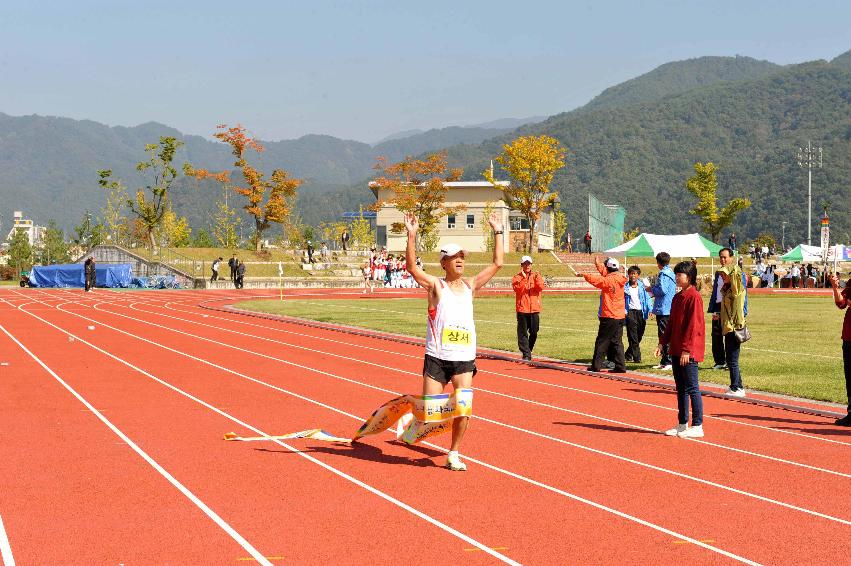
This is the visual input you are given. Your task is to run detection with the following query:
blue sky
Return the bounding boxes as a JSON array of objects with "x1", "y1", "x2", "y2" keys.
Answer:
[{"x1": 1, "y1": 0, "x2": 849, "y2": 142}]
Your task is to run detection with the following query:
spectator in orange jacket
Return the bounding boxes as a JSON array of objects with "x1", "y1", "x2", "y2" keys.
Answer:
[
  {"x1": 512, "y1": 255, "x2": 545, "y2": 361},
  {"x1": 582, "y1": 256, "x2": 628, "y2": 373}
]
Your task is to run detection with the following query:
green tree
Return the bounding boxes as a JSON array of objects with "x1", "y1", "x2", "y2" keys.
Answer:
[
  {"x1": 37, "y1": 221, "x2": 70, "y2": 264},
  {"x1": 484, "y1": 135, "x2": 566, "y2": 252},
  {"x1": 349, "y1": 206, "x2": 375, "y2": 251},
  {"x1": 210, "y1": 196, "x2": 243, "y2": 249},
  {"x1": 686, "y1": 162, "x2": 751, "y2": 243},
  {"x1": 99, "y1": 136, "x2": 185, "y2": 250},
  {"x1": 480, "y1": 201, "x2": 497, "y2": 252},
  {"x1": 552, "y1": 204, "x2": 568, "y2": 251},
  {"x1": 155, "y1": 209, "x2": 192, "y2": 247},
  {"x1": 99, "y1": 171, "x2": 130, "y2": 245},
  {"x1": 73, "y1": 211, "x2": 105, "y2": 248},
  {"x1": 191, "y1": 228, "x2": 215, "y2": 248},
  {"x1": 8, "y1": 229, "x2": 33, "y2": 274}
]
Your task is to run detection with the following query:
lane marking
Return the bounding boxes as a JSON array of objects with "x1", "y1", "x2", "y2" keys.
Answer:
[
  {"x1": 99, "y1": 297, "x2": 851, "y2": 480},
  {"x1": 4, "y1": 299, "x2": 519, "y2": 566},
  {"x1": 10, "y1": 292, "x2": 762, "y2": 565},
  {"x1": 673, "y1": 539, "x2": 715, "y2": 545},
  {"x1": 464, "y1": 546, "x2": 510, "y2": 552},
  {"x1": 236, "y1": 557, "x2": 284, "y2": 562},
  {"x1": 0, "y1": 513, "x2": 15, "y2": 566},
  {"x1": 0, "y1": 322, "x2": 273, "y2": 566}
]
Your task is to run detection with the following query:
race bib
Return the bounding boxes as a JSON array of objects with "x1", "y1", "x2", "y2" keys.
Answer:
[{"x1": 442, "y1": 326, "x2": 471, "y2": 346}]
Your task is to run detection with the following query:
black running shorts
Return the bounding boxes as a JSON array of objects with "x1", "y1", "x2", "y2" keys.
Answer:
[{"x1": 423, "y1": 354, "x2": 477, "y2": 385}]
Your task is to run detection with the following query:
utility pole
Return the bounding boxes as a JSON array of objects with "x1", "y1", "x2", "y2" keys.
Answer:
[
  {"x1": 797, "y1": 141, "x2": 823, "y2": 246},
  {"x1": 781, "y1": 221, "x2": 787, "y2": 251}
]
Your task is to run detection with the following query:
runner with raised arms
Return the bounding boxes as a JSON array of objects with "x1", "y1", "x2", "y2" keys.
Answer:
[{"x1": 404, "y1": 211, "x2": 504, "y2": 471}]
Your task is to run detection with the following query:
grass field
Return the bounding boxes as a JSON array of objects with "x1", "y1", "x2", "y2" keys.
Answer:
[{"x1": 237, "y1": 292, "x2": 848, "y2": 406}]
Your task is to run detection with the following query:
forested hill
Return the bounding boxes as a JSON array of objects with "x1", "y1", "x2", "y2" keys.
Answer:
[{"x1": 440, "y1": 59, "x2": 851, "y2": 244}]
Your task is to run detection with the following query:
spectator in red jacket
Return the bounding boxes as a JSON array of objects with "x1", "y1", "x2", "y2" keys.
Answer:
[
  {"x1": 512, "y1": 255, "x2": 544, "y2": 361},
  {"x1": 829, "y1": 274, "x2": 851, "y2": 426},
  {"x1": 657, "y1": 261, "x2": 706, "y2": 438},
  {"x1": 583, "y1": 256, "x2": 628, "y2": 373}
]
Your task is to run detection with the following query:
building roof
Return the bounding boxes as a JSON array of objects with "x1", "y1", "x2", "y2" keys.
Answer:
[{"x1": 369, "y1": 179, "x2": 509, "y2": 197}]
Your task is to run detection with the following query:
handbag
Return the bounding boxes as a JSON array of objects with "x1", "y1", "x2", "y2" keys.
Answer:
[{"x1": 734, "y1": 325, "x2": 751, "y2": 344}]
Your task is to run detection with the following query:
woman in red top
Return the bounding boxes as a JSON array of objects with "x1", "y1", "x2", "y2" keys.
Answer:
[
  {"x1": 829, "y1": 274, "x2": 851, "y2": 426},
  {"x1": 656, "y1": 261, "x2": 705, "y2": 438}
]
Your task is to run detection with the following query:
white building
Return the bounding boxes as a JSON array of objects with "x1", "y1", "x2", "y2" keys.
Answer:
[
  {"x1": 5, "y1": 211, "x2": 46, "y2": 246},
  {"x1": 371, "y1": 181, "x2": 556, "y2": 252}
]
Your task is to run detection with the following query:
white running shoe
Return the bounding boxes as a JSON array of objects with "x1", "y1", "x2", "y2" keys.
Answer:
[
  {"x1": 652, "y1": 364, "x2": 672, "y2": 370},
  {"x1": 712, "y1": 364, "x2": 728, "y2": 370},
  {"x1": 677, "y1": 425, "x2": 704, "y2": 438},
  {"x1": 446, "y1": 451, "x2": 467, "y2": 471},
  {"x1": 664, "y1": 424, "x2": 687, "y2": 436},
  {"x1": 725, "y1": 388, "x2": 746, "y2": 398}
]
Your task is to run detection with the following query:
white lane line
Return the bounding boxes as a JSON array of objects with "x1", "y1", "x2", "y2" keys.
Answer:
[
  {"x1": 0, "y1": 513, "x2": 15, "y2": 566},
  {"x1": 3, "y1": 299, "x2": 519, "y2": 565},
  {"x1": 10, "y1": 295, "x2": 762, "y2": 566},
  {"x1": 0, "y1": 322, "x2": 273, "y2": 566},
  {"x1": 116, "y1": 298, "x2": 851, "y2": 480},
  {"x1": 155, "y1": 293, "x2": 851, "y2": 448},
  {"x1": 32, "y1": 293, "x2": 851, "y2": 529}
]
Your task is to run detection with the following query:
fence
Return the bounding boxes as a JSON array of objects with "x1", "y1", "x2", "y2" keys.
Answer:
[{"x1": 588, "y1": 194, "x2": 626, "y2": 252}]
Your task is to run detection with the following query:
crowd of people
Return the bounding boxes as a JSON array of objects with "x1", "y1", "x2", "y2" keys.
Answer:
[{"x1": 362, "y1": 248, "x2": 421, "y2": 290}]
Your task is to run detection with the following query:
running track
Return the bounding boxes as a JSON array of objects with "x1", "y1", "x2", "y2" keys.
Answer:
[{"x1": 0, "y1": 287, "x2": 849, "y2": 565}]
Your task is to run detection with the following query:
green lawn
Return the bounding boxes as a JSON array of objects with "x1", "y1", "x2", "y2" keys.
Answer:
[{"x1": 236, "y1": 293, "x2": 848, "y2": 405}]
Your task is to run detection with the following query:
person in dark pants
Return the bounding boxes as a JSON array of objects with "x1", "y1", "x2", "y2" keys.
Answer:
[
  {"x1": 657, "y1": 261, "x2": 705, "y2": 438},
  {"x1": 210, "y1": 257, "x2": 222, "y2": 283},
  {"x1": 582, "y1": 256, "x2": 627, "y2": 373},
  {"x1": 624, "y1": 265, "x2": 651, "y2": 363},
  {"x1": 717, "y1": 247, "x2": 747, "y2": 396},
  {"x1": 84, "y1": 257, "x2": 96, "y2": 292},
  {"x1": 307, "y1": 241, "x2": 316, "y2": 263},
  {"x1": 649, "y1": 252, "x2": 676, "y2": 370},
  {"x1": 583, "y1": 231, "x2": 592, "y2": 254},
  {"x1": 228, "y1": 254, "x2": 237, "y2": 284},
  {"x1": 341, "y1": 229, "x2": 350, "y2": 252},
  {"x1": 235, "y1": 261, "x2": 246, "y2": 289},
  {"x1": 512, "y1": 255, "x2": 544, "y2": 361},
  {"x1": 829, "y1": 275, "x2": 851, "y2": 426}
]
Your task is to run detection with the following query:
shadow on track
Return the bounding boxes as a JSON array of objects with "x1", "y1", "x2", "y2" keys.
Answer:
[{"x1": 252, "y1": 439, "x2": 446, "y2": 467}]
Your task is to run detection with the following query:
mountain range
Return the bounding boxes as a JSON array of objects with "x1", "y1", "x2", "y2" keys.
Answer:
[{"x1": 1, "y1": 52, "x2": 849, "y2": 244}]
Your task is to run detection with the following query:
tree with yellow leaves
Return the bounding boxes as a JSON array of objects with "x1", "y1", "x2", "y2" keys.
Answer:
[
  {"x1": 371, "y1": 151, "x2": 464, "y2": 251},
  {"x1": 484, "y1": 135, "x2": 565, "y2": 252},
  {"x1": 685, "y1": 162, "x2": 751, "y2": 242},
  {"x1": 186, "y1": 124, "x2": 302, "y2": 252}
]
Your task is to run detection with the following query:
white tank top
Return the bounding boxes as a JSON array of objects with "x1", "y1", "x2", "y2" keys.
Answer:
[{"x1": 425, "y1": 279, "x2": 477, "y2": 362}]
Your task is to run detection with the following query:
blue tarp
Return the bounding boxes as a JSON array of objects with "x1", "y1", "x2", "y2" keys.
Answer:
[{"x1": 29, "y1": 264, "x2": 133, "y2": 288}]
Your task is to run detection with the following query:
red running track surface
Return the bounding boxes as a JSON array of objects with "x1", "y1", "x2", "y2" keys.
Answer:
[{"x1": 0, "y1": 287, "x2": 849, "y2": 565}]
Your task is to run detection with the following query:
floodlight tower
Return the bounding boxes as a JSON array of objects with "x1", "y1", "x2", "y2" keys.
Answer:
[{"x1": 796, "y1": 141, "x2": 823, "y2": 245}]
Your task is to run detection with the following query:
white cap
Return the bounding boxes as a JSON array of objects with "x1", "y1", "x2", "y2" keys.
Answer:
[
  {"x1": 439, "y1": 243, "x2": 465, "y2": 260},
  {"x1": 604, "y1": 257, "x2": 620, "y2": 270},
  {"x1": 521, "y1": 255, "x2": 533, "y2": 264}
]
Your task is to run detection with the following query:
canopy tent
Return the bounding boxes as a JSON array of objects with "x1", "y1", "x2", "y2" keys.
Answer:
[
  {"x1": 780, "y1": 244, "x2": 846, "y2": 262},
  {"x1": 604, "y1": 233, "x2": 724, "y2": 258},
  {"x1": 29, "y1": 263, "x2": 133, "y2": 288}
]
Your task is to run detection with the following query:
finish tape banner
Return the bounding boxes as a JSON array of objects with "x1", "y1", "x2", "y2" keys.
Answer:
[{"x1": 223, "y1": 389, "x2": 473, "y2": 445}]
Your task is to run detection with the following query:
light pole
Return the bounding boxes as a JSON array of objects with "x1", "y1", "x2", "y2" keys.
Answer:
[
  {"x1": 797, "y1": 141, "x2": 823, "y2": 245},
  {"x1": 781, "y1": 221, "x2": 787, "y2": 251}
]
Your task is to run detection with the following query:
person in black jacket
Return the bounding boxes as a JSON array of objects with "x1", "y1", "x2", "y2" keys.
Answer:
[
  {"x1": 235, "y1": 261, "x2": 246, "y2": 289},
  {"x1": 84, "y1": 257, "x2": 97, "y2": 292},
  {"x1": 227, "y1": 254, "x2": 237, "y2": 283}
]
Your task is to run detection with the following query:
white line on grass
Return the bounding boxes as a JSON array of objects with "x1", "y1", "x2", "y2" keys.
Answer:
[
  {"x1": 0, "y1": 513, "x2": 15, "y2": 566},
  {"x1": 12, "y1": 293, "x2": 763, "y2": 566},
  {"x1": 4, "y1": 297, "x2": 519, "y2": 566},
  {"x1": 0, "y1": 322, "x2": 273, "y2": 566},
  {"x1": 30, "y1": 292, "x2": 851, "y2": 530}
]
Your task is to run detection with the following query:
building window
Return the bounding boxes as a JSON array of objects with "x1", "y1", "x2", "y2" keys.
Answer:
[
  {"x1": 466, "y1": 214, "x2": 475, "y2": 229},
  {"x1": 447, "y1": 214, "x2": 456, "y2": 229},
  {"x1": 509, "y1": 216, "x2": 530, "y2": 231}
]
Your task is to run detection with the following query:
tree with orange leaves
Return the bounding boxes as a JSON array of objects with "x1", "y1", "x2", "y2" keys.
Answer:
[
  {"x1": 186, "y1": 124, "x2": 302, "y2": 252},
  {"x1": 371, "y1": 151, "x2": 464, "y2": 251}
]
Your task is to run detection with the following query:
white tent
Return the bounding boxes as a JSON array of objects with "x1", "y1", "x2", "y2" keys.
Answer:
[
  {"x1": 780, "y1": 244, "x2": 845, "y2": 262},
  {"x1": 605, "y1": 233, "x2": 723, "y2": 258}
]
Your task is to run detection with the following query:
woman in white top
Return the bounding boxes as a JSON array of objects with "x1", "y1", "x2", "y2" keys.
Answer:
[{"x1": 404, "y1": 212, "x2": 504, "y2": 471}]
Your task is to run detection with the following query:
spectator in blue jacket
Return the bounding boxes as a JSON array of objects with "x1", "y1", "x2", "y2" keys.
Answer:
[
  {"x1": 648, "y1": 252, "x2": 676, "y2": 370},
  {"x1": 625, "y1": 265, "x2": 653, "y2": 363}
]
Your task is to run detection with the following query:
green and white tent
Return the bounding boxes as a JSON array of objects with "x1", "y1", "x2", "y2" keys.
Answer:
[
  {"x1": 605, "y1": 233, "x2": 723, "y2": 258},
  {"x1": 781, "y1": 244, "x2": 845, "y2": 262}
]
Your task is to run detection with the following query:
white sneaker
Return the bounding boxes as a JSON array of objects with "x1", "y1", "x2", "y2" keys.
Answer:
[
  {"x1": 446, "y1": 451, "x2": 467, "y2": 471},
  {"x1": 678, "y1": 425, "x2": 704, "y2": 438},
  {"x1": 712, "y1": 364, "x2": 727, "y2": 370},
  {"x1": 664, "y1": 424, "x2": 687, "y2": 436},
  {"x1": 725, "y1": 388, "x2": 746, "y2": 398},
  {"x1": 652, "y1": 364, "x2": 672, "y2": 370}
]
